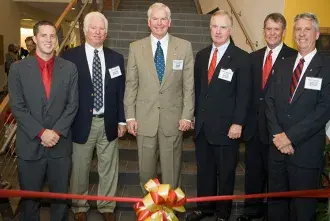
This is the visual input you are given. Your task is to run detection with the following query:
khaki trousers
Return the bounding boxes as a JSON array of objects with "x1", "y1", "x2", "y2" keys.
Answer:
[
  {"x1": 71, "y1": 117, "x2": 118, "y2": 213},
  {"x1": 137, "y1": 127, "x2": 183, "y2": 192}
]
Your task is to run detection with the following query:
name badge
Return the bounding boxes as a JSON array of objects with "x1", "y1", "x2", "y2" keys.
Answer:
[
  {"x1": 304, "y1": 77, "x2": 322, "y2": 91},
  {"x1": 173, "y1": 60, "x2": 184, "y2": 70},
  {"x1": 109, "y1": 66, "x2": 122, "y2": 79},
  {"x1": 218, "y1": 68, "x2": 234, "y2": 82}
]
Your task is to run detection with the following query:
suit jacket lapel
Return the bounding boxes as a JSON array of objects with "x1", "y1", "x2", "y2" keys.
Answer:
[
  {"x1": 290, "y1": 53, "x2": 323, "y2": 105},
  {"x1": 281, "y1": 57, "x2": 295, "y2": 107},
  {"x1": 47, "y1": 57, "x2": 64, "y2": 108},
  {"x1": 104, "y1": 48, "x2": 111, "y2": 89},
  {"x1": 142, "y1": 36, "x2": 160, "y2": 86},
  {"x1": 161, "y1": 35, "x2": 177, "y2": 89},
  {"x1": 201, "y1": 46, "x2": 212, "y2": 93},
  {"x1": 28, "y1": 58, "x2": 47, "y2": 104},
  {"x1": 256, "y1": 48, "x2": 266, "y2": 91}
]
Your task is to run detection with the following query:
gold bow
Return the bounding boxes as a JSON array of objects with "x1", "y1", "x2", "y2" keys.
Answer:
[{"x1": 134, "y1": 178, "x2": 186, "y2": 221}]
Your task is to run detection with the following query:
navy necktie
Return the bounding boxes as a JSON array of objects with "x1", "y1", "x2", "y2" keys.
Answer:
[
  {"x1": 154, "y1": 41, "x2": 165, "y2": 83},
  {"x1": 92, "y1": 49, "x2": 103, "y2": 111}
]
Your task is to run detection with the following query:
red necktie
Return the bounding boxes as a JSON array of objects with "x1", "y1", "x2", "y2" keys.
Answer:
[
  {"x1": 289, "y1": 58, "x2": 305, "y2": 103},
  {"x1": 262, "y1": 49, "x2": 273, "y2": 89},
  {"x1": 208, "y1": 48, "x2": 218, "y2": 84},
  {"x1": 42, "y1": 63, "x2": 51, "y2": 99}
]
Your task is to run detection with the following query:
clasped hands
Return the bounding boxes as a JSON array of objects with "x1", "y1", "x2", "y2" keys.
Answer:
[
  {"x1": 273, "y1": 132, "x2": 294, "y2": 155},
  {"x1": 41, "y1": 129, "x2": 59, "y2": 148}
]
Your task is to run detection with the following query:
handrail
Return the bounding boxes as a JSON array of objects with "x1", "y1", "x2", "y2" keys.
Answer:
[
  {"x1": 55, "y1": 0, "x2": 78, "y2": 30},
  {"x1": 225, "y1": 0, "x2": 256, "y2": 51},
  {"x1": 57, "y1": 0, "x2": 89, "y2": 54}
]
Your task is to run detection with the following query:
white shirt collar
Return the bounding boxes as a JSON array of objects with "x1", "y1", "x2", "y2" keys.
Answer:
[
  {"x1": 266, "y1": 42, "x2": 283, "y2": 54},
  {"x1": 297, "y1": 48, "x2": 317, "y2": 62},
  {"x1": 85, "y1": 42, "x2": 103, "y2": 54},
  {"x1": 151, "y1": 33, "x2": 169, "y2": 46},
  {"x1": 212, "y1": 39, "x2": 230, "y2": 52}
]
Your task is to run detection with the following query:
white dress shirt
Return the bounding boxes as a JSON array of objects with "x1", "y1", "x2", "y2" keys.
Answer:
[
  {"x1": 208, "y1": 40, "x2": 230, "y2": 69},
  {"x1": 263, "y1": 42, "x2": 283, "y2": 66},
  {"x1": 151, "y1": 33, "x2": 169, "y2": 63},
  {"x1": 291, "y1": 48, "x2": 317, "y2": 98},
  {"x1": 85, "y1": 42, "x2": 106, "y2": 115}
]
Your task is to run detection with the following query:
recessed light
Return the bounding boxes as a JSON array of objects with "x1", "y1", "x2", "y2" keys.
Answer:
[
  {"x1": 22, "y1": 18, "x2": 33, "y2": 21},
  {"x1": 71, "y1": 7, "x2": 75, "y2": 10}
]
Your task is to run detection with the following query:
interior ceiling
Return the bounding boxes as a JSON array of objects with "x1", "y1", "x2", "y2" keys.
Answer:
[{"x1": 17, "y1": 2, "x2": 77, "y2": 28}]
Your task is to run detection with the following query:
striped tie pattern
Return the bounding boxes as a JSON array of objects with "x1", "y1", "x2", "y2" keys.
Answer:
[{"x1": 289, "y1": 58, "x2": 305, "y2": 103}]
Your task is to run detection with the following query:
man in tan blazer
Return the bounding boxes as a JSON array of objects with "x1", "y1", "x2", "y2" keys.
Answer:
[{"x1": 124, "y1": 2, "x2": 194, "y2": 189}]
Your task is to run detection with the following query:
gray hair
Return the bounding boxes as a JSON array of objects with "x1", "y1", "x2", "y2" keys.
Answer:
[
  {"x1": 211, "y1": 10, "x2": 234, "y2": 28},
  {"x1": 147, "y1": 3, "x2": 171, "y2": 20},
  {"x1": 294, "y1": 12, "x2": 319, "y2": 32},
  {"x1": 83, "y1": 11, "x2": 108, "y2": 35}
]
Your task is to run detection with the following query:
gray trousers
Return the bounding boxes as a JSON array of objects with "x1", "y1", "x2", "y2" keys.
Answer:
[
  {"x1": 17, "y1": 156, "x2": 71, "y2": 221},
  {"x1": 137, "y1": 127, "x2": 183, "y2": 192},
  {"x1": 70, "y1": 117, "x2": 119, "y2": 213}
]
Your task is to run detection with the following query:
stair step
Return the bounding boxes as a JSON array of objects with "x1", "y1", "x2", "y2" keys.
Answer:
[
  {"x1": 108, "y1": 17, "x2": 210, "y2": 28},
  {"x1": 108, "y1": 24, "x2": 210, "y2": 35},
  {"x1": 107, "y1": 39, "x2": 209, "y2": 53},
  {"x1": 104, "y1": 11, "x2": 211, "y2": 21},
  {"x1": 12, "y1": 206, "x2": 247, "y2": 221},
  {"x1": 107, "y1": 32, "x2": 211, "y2": 44}
]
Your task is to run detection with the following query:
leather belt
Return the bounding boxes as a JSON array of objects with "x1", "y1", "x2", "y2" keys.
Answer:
[{"x1": 92, "y1": 113, "x2": 104, "y2": 118}]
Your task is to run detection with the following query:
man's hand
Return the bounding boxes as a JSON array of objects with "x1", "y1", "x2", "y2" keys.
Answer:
[
  {"x1": 278, "y1": 144, "x2": 295, "y2": 155},
  {"x1": 127, "y1": 120, "x2": 138, "y2": 136},
  {"x1": 273, "y1": 132, "x2": 291, "y2": 149},
  {"x1": 190, "y1": 118, "x2": 195, "y2": 129},
  {"x1": 179, "y1": 119, "x2": 191, "y2": 132},
  {"x1": 118, "y1": 124, "x2": 127, "y2": 137},
  {"x1": 228, "y1": 124, "x2": 242, "y2": 139},
  {"x1": 41, "y1": 129, "x2": 59, "y2": 148}
]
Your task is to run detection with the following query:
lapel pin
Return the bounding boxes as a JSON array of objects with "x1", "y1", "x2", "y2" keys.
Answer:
[{"x1": 310, "y1": 69, "x2": 313, "y2": 71}]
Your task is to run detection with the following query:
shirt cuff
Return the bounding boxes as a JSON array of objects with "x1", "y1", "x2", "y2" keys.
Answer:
[
  {"x1": 183, "y1": 119, "x2": 191, "y2": 122},
  {"x1": 38, "y1": 129, "x2": 46, "y2": 138},
  {"x1": 126, "y1": 118, "x2": 136, "y2": 122},
  {"x1": 118, "y1": 122, "x2": 127, "y2": 125}
]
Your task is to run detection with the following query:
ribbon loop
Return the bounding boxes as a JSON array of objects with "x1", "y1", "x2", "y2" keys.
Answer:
[{"x1": 134, "y1": 178, "x2": 186, "y2": 221}]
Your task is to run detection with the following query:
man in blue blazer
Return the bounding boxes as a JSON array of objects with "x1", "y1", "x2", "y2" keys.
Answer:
[{"x1": 62, "y1": 11, "x2": 126, "y2": 221}]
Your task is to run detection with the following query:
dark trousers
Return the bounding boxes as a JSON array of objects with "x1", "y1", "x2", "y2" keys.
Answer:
[
  {"x1": 268, "y1": 152, "x2": 321, "y2": 221},
  {"x1": 244, "y1": 135, "x2": 269, "y2": 217},
  {"x1": 195, "y1": 127, "x2": 239, "y2": 219},
  {"x1": 17, "y1": 156, "x2": 71, "y2": 221}
]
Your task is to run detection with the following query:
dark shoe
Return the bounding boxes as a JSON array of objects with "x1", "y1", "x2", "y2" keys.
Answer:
[
  {"x1": 186, "y1": 210, "x2": 212, "y2": 221},
  {"x1": 102, "y1": 212, "x2": 116, "y2": 221},
  {"x1": 236, "y1": 215, "x2": 253, "y2": 221},
  {"x1": 74, "y1": 212, "x2": 87, "y2": 221}
]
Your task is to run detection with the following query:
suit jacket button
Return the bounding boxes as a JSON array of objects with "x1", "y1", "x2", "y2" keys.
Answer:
[
  {"x1": 201, "y1": 109, "x2": 204, "y2": 112},
  {"x1": 205, "y1": 95, "x2": 208, "y2": 98},
  {"x1": 260, "y1": 98, "x2": 263, "y2": 101},
  {"x1": 90, "y1": 109, "x2": 93, "y2": 112},
  {"x1": 287, "y1": 114, "x2": 290, "y2": 117}
]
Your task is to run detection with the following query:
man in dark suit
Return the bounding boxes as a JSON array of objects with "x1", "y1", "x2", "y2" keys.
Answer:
[
  {"x1": 238, "y1": 13, "x2": 297, "y2": 221},
  {"x1": 186, "y1": 10, "x2": 251, "y2": 221},
  {"x1": 265, "y1": 13, "x2": 330, "y2": 221},
  {"x1": 62, "y1": 11, "x2": 126, "y2": 221},
  {"x1": 8, "y1": 20, "x2": 78, "y2": 221}
]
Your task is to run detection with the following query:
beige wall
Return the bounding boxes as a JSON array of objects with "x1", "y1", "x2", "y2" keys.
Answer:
[
  {"x1": 198, "y1": 0, "x2": 285, "y2": 52},
  {"x1": 0, "y1": 0, "x2": 20, "y2": 91}
]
